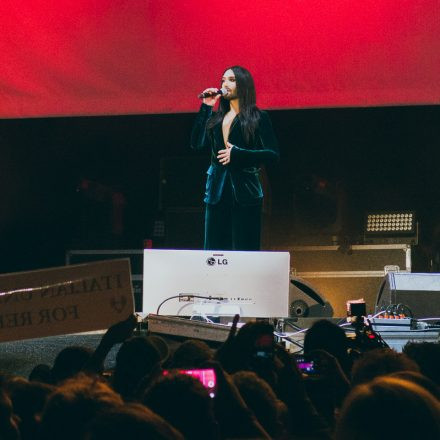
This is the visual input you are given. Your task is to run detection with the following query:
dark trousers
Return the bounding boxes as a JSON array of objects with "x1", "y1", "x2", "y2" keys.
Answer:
[{"x1": 204, "y1": 179, "x2": 262, "y2": 251}]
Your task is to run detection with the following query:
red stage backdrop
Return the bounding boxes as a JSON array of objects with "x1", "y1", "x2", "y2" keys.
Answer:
[{"x1": 0, "y1": 1, "x2": 439, "y2": 118}]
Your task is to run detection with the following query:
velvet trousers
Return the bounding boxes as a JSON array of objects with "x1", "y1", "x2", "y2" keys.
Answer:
[{"x1": 204, "y1": 178, "x2": 262, "y2": 251}]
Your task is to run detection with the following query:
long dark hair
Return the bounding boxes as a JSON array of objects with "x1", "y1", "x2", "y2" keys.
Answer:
[{"x1": 207, "y1": 65, "x2": 261, "y2": 144}]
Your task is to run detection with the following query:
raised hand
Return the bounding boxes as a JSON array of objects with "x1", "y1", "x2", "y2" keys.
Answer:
[
  {"x1": 102, "y1": 314, "x2": 137, "y2": 345},
  {"x1": 201, "y1": 88, "x2": 221, "y2": 106},
  {"x1": 82, "y1": 314, "x2": 137, "y2": 374}
]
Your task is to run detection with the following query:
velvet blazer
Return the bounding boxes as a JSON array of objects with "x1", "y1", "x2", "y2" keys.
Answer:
[{"x1": 191, "y1": 103, "x2": 279, "y2": 206}]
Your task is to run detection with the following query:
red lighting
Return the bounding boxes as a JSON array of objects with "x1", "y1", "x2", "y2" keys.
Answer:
[{"x1": 0, "y1": 1, "x2": 438, "y2": 118}]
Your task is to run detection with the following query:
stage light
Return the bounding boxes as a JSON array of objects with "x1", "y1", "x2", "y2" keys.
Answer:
[{"x1": 364, "y1": 211, "x2": 417, "y2": 244}]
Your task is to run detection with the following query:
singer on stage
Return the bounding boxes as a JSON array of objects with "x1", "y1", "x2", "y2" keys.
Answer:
[{"x1": 191, "y1": 65, "x2": 279, "y2": 251}]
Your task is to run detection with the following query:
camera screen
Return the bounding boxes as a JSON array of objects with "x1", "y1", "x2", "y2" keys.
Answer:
[
  {"x1": 295, "y1": 356, "x2": 317, "y2": 374},
  {"x1": 255, "y1": 350, "x2": 274, "y2": 359}
]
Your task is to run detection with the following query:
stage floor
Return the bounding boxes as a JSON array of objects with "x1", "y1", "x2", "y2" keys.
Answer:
[
  {"x1": 0, "y1": 332, "x2": 119, "y2": 378},
  {"x1": 1, "y1": 323, "x2": 438, "y2": 378}
]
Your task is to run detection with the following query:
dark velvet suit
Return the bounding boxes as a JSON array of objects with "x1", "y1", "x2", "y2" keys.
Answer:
[{"x1": 191, "y1": 103, "x2": 279, "y2": 250}]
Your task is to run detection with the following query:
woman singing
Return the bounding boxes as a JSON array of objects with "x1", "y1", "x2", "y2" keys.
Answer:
[{"x1": 191, "y1": 66, "x2": 279, "y2": 251}]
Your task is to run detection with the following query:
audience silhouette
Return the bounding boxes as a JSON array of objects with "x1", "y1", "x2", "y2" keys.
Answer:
[{"x1": 0, "y1": 314, "x2": 439, "y2": 439}]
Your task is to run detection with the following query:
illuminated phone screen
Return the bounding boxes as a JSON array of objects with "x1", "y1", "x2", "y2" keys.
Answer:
[
  {"x1": 163, "y1": 368, "x2": 217, "y2": 398},
  {"x1": 295, "y1": 356, "x2": 317, "y2": 374}
]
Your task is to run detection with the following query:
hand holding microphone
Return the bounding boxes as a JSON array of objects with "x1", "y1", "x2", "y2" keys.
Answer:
[{"x1": 198, "y1": 88, "x2": 227, "y2": 106}]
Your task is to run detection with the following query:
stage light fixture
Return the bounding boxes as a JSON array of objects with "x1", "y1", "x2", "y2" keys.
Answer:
[{"x1": 364, "y1": 211, "x2": 417, "y2": 244}]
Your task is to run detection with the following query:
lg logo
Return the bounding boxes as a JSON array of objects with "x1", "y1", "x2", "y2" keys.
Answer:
[{"x1": 206, "y1": 257, "x2": 228, "y2": 266}]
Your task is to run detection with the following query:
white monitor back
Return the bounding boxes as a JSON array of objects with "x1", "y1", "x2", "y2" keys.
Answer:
[{"x1": 143, "y1": 249, "x2": 290, "y2": 318}]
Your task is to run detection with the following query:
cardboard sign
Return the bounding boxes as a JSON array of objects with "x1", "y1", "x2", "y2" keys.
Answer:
[{"x1": 0, "y1": 259, "x2": 134, "y2": 342}]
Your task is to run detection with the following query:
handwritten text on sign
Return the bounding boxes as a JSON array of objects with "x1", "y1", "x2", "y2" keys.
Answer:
[{"x1": 0, "y1": 259, "x2": 134, "y2": 342}]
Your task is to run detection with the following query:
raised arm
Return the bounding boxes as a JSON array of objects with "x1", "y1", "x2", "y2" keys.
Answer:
[
  {"x1": 191, "y1": 87, "x2": 220, "y2": 151},
  {"x1": 82, "y1": 314, "x2": 137, "y2": 374}
]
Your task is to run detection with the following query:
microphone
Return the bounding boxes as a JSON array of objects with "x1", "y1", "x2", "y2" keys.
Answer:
[{"x1": 198, "y1": 88, "x2": 227, "y2": 99}]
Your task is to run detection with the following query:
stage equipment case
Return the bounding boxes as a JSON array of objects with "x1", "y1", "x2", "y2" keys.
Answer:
[{"x1": 272, "y1": 244, "x2": 411, "y2": 317}]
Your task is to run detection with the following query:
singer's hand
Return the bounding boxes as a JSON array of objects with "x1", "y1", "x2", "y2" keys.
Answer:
[
  {"x1": 202, "y1": 88, "x2": 221, "y2": 106},
  {"x1": 217, "y1": 142, "x2": 233, "y2": 165}
]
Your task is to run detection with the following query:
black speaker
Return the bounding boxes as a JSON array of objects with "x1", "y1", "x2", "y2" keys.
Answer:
[
  {"x1": 164, "y1": 210, "x2": 204, "y2": 249},
  {"x1": 376, "y1": 272, "x2": 440, "y2": 318},
  {"x1": 289, "y1": 277, "x2": 334, "y2": 317},
  {"x1": 159, "y1": 156, "x2": 207, "y2": 210}
]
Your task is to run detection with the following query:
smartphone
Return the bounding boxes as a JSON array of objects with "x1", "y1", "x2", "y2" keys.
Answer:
[
  {"x1": 295, "y1": 356, "x2": 318, "y2": 375},
  {"x1": 254, "y1": 350, "x2": 274, "y2": 359},
  {"x1": 253, "y1": 333, "x2": 275, "y2": 359},
  {"x1": 163, "y1": 368, "x2": 217, "y2": 398}
]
